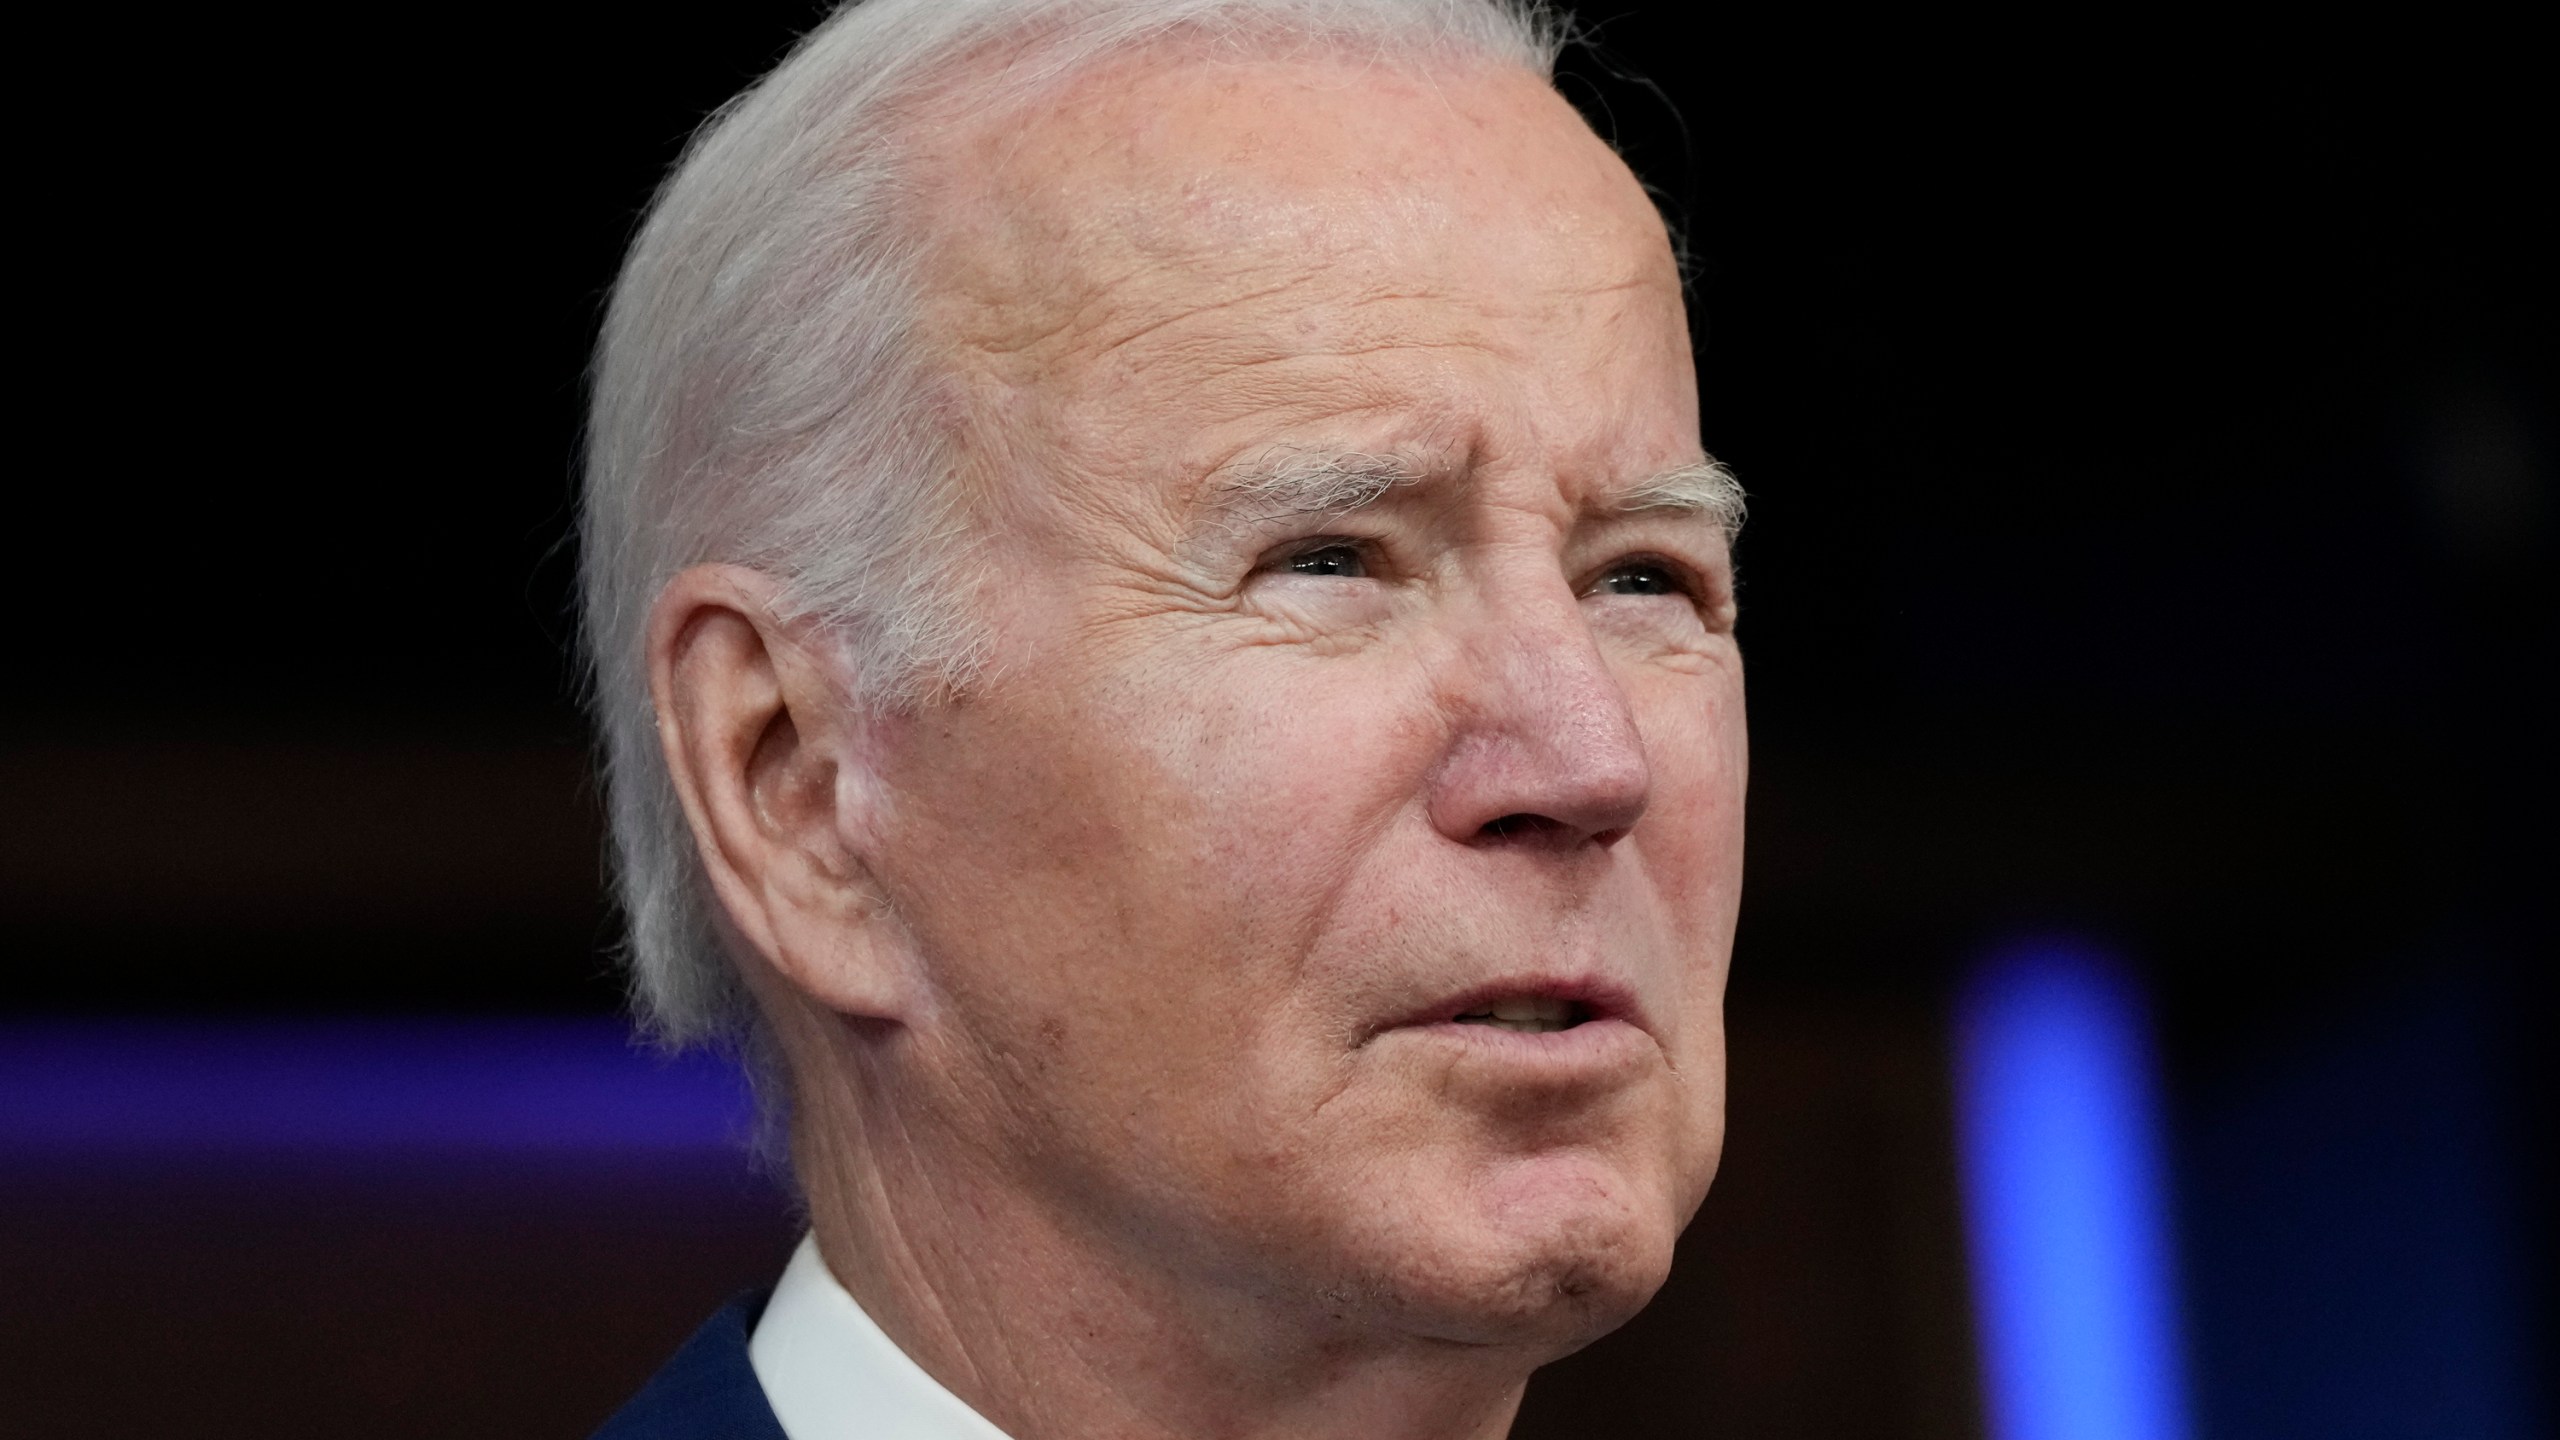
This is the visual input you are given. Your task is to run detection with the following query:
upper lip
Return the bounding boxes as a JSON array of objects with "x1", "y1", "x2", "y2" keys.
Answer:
[{"x1": 1373, "y1": 973, "x2": 1647, "y2": 1039}]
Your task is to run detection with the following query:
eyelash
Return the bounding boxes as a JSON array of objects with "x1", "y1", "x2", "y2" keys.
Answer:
[
  {"x1": 1281, "y1": 538, "x2": 1374, "y2": 578},
  {"x1": 1586, "y1": 557, "x2": 1692, "y2": 599},
  {"x1": 1264, "y1": 538, "x2": 1707, "y2": 604}
]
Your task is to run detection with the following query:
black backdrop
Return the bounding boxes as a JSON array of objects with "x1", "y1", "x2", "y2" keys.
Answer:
[
  {"x1": 6, "y1": 5, "x2": 2549, "y2": 1436},
  {"x1": 16, "y1": 6, "x2": 2548, "y2": 1010}
]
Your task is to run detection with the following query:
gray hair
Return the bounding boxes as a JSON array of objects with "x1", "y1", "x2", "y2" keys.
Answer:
[{"x1": 581, "y1": 0, "x2": 1565, "y2": 1046}]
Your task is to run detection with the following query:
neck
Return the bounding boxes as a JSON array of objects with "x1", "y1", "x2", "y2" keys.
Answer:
[{"x1": 783, "y1": 1040, "x2": 1534, "y2": 1440}]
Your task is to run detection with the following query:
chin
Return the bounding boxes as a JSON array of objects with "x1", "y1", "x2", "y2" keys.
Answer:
[{"x1": 1370, "y1": 1149, "x2": 1683, "y2": 1357}]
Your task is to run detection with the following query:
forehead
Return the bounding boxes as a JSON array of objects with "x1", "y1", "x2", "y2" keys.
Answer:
[{"x1": 910, "y1": 43, "x2": 1692, "y2": 513}]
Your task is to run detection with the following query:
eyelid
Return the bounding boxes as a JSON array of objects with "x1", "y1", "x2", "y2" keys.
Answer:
[
  {"x1": 1581, "y1": 550, "x2": 1741, "y2": 632},
  {"x1": 1258, "y1": 532, "x2": 1384, "y2": 572},
  {"x1": 1577, "y1": 550, "x2": 1701, "y2": 596}
]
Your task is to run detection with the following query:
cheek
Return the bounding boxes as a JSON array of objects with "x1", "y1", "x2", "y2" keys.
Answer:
[
  {"x1": 1631, "y1": 656, "x2": 1747, "y2": 863},
  {"x1": 883, "y1": 648, "x2": 1440, "y2": 1111},
  {"x1": 1092, "y1": 661, "x2": 1450, "y2": 1034},
  {"x1": 1626, "y1": 663, "x2": 1746, "y2": 1000}
]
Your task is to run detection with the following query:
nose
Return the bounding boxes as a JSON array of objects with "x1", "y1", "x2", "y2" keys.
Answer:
[{"x1": 1426, "y1": 580, "x2": 1652, "y2": 850}]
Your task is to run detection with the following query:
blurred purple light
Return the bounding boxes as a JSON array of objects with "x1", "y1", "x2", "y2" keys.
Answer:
[
  {"x1": 0, "y1": 1017, "x2": 754, "y2": 1154},
  {"x1": 1955, "y1": 940, "x2": 2192, "y2": 1440}
]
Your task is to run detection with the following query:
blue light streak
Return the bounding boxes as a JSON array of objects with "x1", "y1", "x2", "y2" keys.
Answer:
[
  {"x1": 0, "y1": 1017, "x2": 754, "y2": 1155},
  {"x1": 1955, "y1": 940, "x2": 2192, "y2": 1440}
]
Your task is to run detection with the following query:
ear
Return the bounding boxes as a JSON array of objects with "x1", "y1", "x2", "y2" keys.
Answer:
[{"x1": 647, "y1": 563, "x2": 921, "y2": 1023}]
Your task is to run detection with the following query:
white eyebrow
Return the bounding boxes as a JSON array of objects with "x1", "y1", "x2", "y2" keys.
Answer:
[
  {"x1": 1196, "y1": 450, "x2": 1747, "y2": 543},
  {"x1": 1615, "y1": 458, "x2": 1747, "y2": 543},
  {"x1": 1208, "y1": 449, "x2": 1426, "y2": 528}
]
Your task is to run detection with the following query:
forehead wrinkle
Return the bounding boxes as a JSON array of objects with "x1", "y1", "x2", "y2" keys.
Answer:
[
  {"x1": 1123, "y1": 264, "x2": 1671, "y2": 412},
  {"x1": 1074, "y1": 269, "x2": 1336, "y2": 371},
  {"x1": 1083, "y1": 273, "x2": 1655, "y2": 419},
  {"x1": 943, "y1": 226, "x2": 1550, "y2": 384},
  {"x1": 934, "y1": 228, "x2": 1344, "y2": 404}
]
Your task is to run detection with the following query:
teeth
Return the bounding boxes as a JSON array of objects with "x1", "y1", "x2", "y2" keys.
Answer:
[
  {"x1": 1454, "y1": 996, "x2": 1581, "y2": 1032},
  {"x1": 1492, "y1": 996, "x2": 1572, "y2": 1025}
]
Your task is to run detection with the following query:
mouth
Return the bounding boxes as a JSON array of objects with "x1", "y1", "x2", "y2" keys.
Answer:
[
  {"x1": 1448, "y1": 995, "x2": 1591, "y2": 1034},
  {"x1": 1381, "y1": 977, "x2": 1642, "y2": 1042},
  {"x1": 1367, "y1": 977, "x2": 1654, "y2": 1085}
]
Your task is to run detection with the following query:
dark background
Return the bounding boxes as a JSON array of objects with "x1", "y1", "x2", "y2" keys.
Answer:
[{"x1": 6, "y1": 4, "x2": 2548, "y2": 1436}]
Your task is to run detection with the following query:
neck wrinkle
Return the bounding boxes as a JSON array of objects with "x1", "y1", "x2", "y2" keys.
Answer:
[{"x1": 783, "y1": 1016, "x2": 1537, "y2": 1440}]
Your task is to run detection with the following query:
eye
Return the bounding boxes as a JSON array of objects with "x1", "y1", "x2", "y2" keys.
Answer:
[
  {"x1": 1588, "y1": 559, "x2": 1688, "y2": 598},
  {"x1": 1285, "y1": 541, "x2": 1370, "y2": 579}
]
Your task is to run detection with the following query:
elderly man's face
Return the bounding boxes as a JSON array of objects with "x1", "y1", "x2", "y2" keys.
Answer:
[{"x1": 864, "y1": 51, "x2": 1741, "y2": 1352}]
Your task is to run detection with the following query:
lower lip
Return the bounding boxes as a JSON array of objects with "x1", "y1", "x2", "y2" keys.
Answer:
[{"x1": 1380, "y1": 1015, "x2": 1654, "y2": 1077}]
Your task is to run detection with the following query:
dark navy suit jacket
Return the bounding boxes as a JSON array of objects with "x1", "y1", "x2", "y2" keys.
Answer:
[{"x1": 594, "y1": 1293, "x2": 790, "y2": 1440}]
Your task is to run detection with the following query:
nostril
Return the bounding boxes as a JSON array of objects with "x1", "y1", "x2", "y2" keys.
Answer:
[{"x1": 1479, "y1": 812, "x2": 1565, "y2": 841}]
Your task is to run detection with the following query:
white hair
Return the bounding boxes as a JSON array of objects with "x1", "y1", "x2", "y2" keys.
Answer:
[{"x1": 581, "y1": 0, "x2": 1565, "y2": 1046}]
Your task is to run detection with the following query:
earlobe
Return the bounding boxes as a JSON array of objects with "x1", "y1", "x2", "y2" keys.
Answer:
[{"x1": 647, "y1": 564, "x2": 921, "y2": 1024}]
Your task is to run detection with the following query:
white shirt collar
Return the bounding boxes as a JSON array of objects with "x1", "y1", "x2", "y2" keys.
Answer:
[{"x1": 749, "y1": 1233, "x2": 1017, "y2": 1440}]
